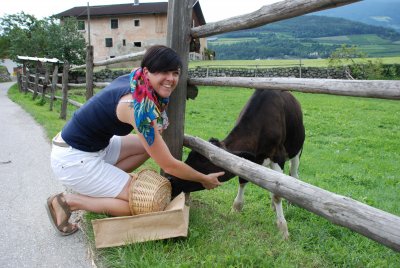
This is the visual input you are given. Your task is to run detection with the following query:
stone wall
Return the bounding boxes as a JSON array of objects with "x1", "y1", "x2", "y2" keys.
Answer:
[
  {"x1": 68, "y1": 66, "x2": 348, "y2": 83},
  {"x1": 67, "y1": 63, "x2": 400, "y2": 83},
  {"x1": 188, "y1": 66, "x2": 348, "y2": 79}
]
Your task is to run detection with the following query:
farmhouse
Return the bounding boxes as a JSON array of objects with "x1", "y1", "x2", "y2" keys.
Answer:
[{"x1": 56, "y1": 1, "x2": 207, "y2": 63}]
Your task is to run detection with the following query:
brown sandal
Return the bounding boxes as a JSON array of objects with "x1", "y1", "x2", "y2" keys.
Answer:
[{"x1": 45, "y1": 193, "x2": 78, "y2": 236}]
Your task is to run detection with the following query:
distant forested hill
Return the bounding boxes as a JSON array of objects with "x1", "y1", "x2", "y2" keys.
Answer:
[
  {"x1": 314, "y1": 0, "x2": 400, "y2": 33},
  {"x1": 207, "y1": 15, "x2": 400, "y2": 60},
  {"x1": 219, "y1": 15, "x2": 400, "y2": 40}
]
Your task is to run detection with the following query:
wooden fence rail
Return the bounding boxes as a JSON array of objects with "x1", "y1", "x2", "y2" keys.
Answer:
[
  {"x1": 189, "y1": 77, "x2": 400, "y2": 100},
  {"x1": 191, "y1": 0, "x2": 360, "y2": 38},
  {"x1": 184, "y1": 134, "x2": 400, "y2": 252},
  {"x1": 70, "y1": 50, "x2": 146, "y2": 70}
]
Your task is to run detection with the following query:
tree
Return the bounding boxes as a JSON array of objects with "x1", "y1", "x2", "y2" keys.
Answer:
[
  {"x1": 0, "y1": 12, "x2": 86, "y2": 64},
  {"x1": 328, "y1": 44, "x2": 385, "y2": 79}
]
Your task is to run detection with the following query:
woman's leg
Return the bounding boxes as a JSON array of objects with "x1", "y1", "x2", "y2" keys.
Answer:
[
  {"x1": 51, "y1": 177, "x2": 132, "y2": 228},
  {"x1": 116, "y1": 134, "x2": 149, "y2": 172}
]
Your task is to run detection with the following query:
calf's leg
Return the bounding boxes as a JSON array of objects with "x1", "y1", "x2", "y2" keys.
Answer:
[
  {"x1": 269, "y1": 162, "x2": 289, "y2": 240},
  {"x1": 232, "y1": 178, "x2": 247, "y2": 212},
  {"x1": 289, "y1": 150, "x2": 301, "y2": 179}
]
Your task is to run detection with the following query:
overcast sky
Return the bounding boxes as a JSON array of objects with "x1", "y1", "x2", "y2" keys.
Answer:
[{"x1": 0, "y1": 0, "x2": 282, "y2": 23}]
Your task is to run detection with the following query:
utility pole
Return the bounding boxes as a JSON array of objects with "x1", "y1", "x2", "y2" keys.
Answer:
[{"x1": 87, "y1": 2, "x2": 91, "y2": 46}]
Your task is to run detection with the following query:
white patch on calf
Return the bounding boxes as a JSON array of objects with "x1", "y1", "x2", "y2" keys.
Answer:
[
  {"x1": 232, "y1": 183, "x2": 246, "y2": 212},
  {"x1": 270, "y1": 161, "x2": 289, "y2": 239},
  {"x1": 289, "y1": 151, "x2": 301, "y2": 179}
]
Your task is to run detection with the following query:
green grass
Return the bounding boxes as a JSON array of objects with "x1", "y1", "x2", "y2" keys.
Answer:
[
  {"x1": 189, "y1": 56, "x2": 400, "y2": 68},
  {"x1": 7, "y1": 83, "x2": 400, "y2": 267},
  {"x1": 209, "y1": 37, "x2": 259, "y2": 45},
  {"x1": 312, "y1": 34, "x2": 400, "y2": 57}
]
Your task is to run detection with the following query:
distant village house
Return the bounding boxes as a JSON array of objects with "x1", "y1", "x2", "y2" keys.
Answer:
[{"x1": 56, "y1": 1, "x2": 207, "y2": 64}]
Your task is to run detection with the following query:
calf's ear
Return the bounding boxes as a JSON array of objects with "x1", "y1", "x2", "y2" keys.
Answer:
[{"x1": 209, "y1": 137, "x2": 220, "y2": 144}]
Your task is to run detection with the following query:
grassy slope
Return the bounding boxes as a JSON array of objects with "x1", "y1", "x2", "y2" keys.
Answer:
[{"x1": 7, "y1": 84, "x2": 400, "y2": 267}]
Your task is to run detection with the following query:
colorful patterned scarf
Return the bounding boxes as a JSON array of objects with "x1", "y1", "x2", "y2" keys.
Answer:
[{"x1": 129, "y1": 68, "x2": 169, "y2": 146}]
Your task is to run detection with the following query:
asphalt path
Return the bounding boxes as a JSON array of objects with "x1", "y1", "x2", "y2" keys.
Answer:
[{"x1": 0, "y1": 81, "x2": 93, "y2": 268}]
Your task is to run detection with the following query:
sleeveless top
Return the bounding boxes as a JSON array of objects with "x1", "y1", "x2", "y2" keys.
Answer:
[
  {"x1": 61, "y1": 74, "x2": 133, "y2": 152},
  {"x1": 61, "y1": 71, "x2": 170, "y2": 152}
]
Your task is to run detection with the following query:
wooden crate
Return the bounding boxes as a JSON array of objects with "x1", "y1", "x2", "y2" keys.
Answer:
[{"x1": 92, "y1": 192, "x2": 189, "y2": 248}]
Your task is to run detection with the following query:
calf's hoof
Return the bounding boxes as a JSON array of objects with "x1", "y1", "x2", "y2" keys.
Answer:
[
  {"x1": 277, "y1": 220, "x2": 290, "y2": 240},
  {"x1": 231, "y1": 201, "x2": 243, "y2": 212}
]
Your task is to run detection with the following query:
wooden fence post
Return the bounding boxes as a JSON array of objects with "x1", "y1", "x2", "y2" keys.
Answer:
[
  {"x1": 86, "y1": 45, "x2": 94, "y2": 100},
  {"x1": 33, "y1": 61, "x2": 39, "y2": 100},
  {"x1": 17, "y1": 72, "x2": 22, "y2": 92},
  {"x1": 42, "y1": 64, "x2": 49, "y2": 104},
  {"x1": 21, "y1": 62, "x2": 27, "y2": 93},
  {"x1": 60, "y1": 61, "x2": 69, "y2": 120},
  {"x1": 163, "y1": 0, "x2": 194, "y2": 162},
  {"x1": 50, "y1": 63, "x2": 59, "y2": 111},
  {"x1": 25, "y1": 67, "x2": 30, "y2": 94}
]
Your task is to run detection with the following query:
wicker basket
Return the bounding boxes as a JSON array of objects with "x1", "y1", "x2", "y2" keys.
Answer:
[{"x1": 128, "y1": 169, "x2": 172, "y2": 215}]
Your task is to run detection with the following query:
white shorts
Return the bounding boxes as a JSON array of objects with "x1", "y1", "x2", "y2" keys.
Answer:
[{"x1": 50, "y1": 136, "x2": 130, "y2": 198}]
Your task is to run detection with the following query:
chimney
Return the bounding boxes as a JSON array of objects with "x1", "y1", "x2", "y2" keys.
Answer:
[{"x1": 133, "y1": 0, "x2": 139, "y2": 5}]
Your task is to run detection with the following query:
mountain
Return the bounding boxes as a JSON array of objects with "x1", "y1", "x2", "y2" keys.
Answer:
[
  {"x1": 227, "y1": 15, "x2": 400, "y2": 40},
  {"x1": 314, "y1": 0, "x2": 400, "y2": 32},
  {"x1": 208, "y1": 15, "x2": 400, "y2": 59}
]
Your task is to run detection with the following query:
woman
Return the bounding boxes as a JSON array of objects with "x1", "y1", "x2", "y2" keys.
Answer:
[{"x1": 46, "y1": 45, "x2": 224, "y2": 236}]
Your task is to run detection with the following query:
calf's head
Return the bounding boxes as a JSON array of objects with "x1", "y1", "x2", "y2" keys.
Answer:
[
  {"x1": 185, "y1": 138, "x2": 234, "y2": 182},
  {"x1": 168, "y1": 138, "x2": 234, "y2": 196}
]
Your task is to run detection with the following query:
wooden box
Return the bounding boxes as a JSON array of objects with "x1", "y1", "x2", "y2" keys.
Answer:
[{"x1": 92, "y1": 192, "x2": 189, "y2": 248}]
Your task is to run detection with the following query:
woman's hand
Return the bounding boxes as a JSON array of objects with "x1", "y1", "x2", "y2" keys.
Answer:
[{"x1": 201, "y1": 172, "x2": 224, "y2": 190}]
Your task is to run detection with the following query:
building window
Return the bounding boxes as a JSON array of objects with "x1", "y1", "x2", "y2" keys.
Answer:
[
  {"x1": 133, "y1": 42, "x2": 142, "y2": 47},
  {"x1": 134, "y1": 19, "x2": 140, "y2": 27},
  {"x1": 105, "y1": 38, "x2": 113, "y2": 47},
  {"x1": 77, "y1": 20, "x2": 85, "y2": 31},
  {"x1": 111, "y1": 19, "x2": 118, "y2": 29},
  {"x1": 123, "y1": 39, "x2": 126, "y2": 46}
]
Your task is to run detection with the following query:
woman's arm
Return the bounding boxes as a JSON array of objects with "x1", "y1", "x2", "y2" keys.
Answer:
[
  {"x1": 137, "y1": 123, "x2": 223, "y2": 189},
  {"x1": 116, "y1": 98, "x2": 223, "y2": 189}
]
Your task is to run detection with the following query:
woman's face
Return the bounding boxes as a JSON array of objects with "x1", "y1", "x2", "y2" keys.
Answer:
[{"x1": 143, "y1": 67, "x2": 180, "y2": 98}]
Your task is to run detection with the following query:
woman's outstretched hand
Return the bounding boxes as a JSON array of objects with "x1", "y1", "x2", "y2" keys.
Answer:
[{"x1": 201, "y1": 172, "x2": 224, "y2": 190}]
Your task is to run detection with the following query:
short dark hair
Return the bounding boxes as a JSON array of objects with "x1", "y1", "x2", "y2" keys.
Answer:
[{"x1": 141, "y1": 45, "x2": 182, "y2": 73}]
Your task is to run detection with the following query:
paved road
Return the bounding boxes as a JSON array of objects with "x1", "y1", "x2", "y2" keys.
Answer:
[{"x1": 0, "y1": 81, "x2": 93, "y2": 268}]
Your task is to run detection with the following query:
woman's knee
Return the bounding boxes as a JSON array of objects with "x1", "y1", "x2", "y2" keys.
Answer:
[{"x1": 116, "y1": 176, "x2": 132, "y2": 201}]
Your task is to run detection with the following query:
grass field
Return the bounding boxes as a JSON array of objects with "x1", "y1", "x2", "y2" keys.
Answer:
[
  {"x1": 208, "y1": 33, "x2": 400, "y2": 59},
  {"x1": 189, "y1": 56, "x2": 400, "y2": 69},
  {"x1": 7, "y1": 84, "x2": 400, "y2": 267}
]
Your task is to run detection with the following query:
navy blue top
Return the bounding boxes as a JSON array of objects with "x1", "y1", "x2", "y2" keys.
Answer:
[{"x1": 61, "y1": 74, "x2": 133, "y2": 152}]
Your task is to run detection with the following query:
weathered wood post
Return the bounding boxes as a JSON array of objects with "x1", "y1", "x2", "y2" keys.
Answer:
[
  {"x1": 22, "y1": 62, "x2": 27, "y2": 93},
  {"x1": 25, "y1": 67, "x2": 30, "y2": 94},
  {"x1": 163, "y1": 0, "x2": 194, "y2": 162},
  {"x1": 86, "y1": 45, "x2": 94, "y2": 100},
  {"x1": 17, "y1": 71, "x2": 22, "y2": 92},
  {"x1": 50, "y1": 63, "x2": 59, "y2": 111},
  {"x1": 33, "y1": 61, "x2": 40, "y2": 100},
  {"x1": 42, "y1": 64, "x2": 49, "y2": 104},
  {"x1": 60, "y1": 61, "x2": 69, "y2": 120}
]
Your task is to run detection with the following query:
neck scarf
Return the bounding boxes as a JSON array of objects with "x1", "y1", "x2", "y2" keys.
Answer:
[{"x1": 129, "y1": 68, "x2": 169, "y2": 146}]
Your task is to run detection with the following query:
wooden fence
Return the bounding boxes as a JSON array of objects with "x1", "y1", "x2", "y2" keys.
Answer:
[
  {"x1": 15, "y1": 0, "x2": 400, "y2": 251},
  {"x1": 17, "y1": 50, "x2": 145, "y2": 119}
]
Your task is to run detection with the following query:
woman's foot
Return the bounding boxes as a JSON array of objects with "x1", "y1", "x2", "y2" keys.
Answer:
[{"x1": 45, "y1": 193, "x2": 78, "y2": 236}]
